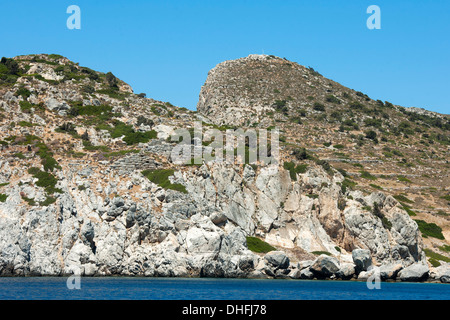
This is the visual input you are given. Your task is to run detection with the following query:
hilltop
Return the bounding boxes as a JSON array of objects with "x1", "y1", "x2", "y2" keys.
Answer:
[{"x1": 0, "y1": 53, "x2": 448, "y2": 282}]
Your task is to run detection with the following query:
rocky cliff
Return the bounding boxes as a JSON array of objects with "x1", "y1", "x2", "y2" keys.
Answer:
[{"x1": 0, "y1": 54, "x2": 448, "y2": 282}]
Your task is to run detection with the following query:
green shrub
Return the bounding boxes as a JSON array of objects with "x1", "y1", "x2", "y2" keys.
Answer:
[
  {"x1": 341, "y1": 178, "x2": 357, "y2": 194},
  {"x1": 333, "y1": 144, "x2": 344, "y2": 149},
  {"x1": 415, "y1": 220, "x2": 444, "y2": 240},
  {"x1": 98, "y1": 120, "x2": 157, "y2": 145},
  {"x1": 311, "y1": 251, "x2": 331, "y2": 256},
  {"x1": 36, "y1": 142, "x2": 61, "y2": 172},
  {"x1": 0, "y1": 57, "x2": 21, "y2": 84},
  {"x1": 365, "y1": 130, "x2": 377, "y2": 140},
  {"x1": 394, "y1": 194, "x2": 414, "y2": 203},
  {"x1": 15, "y1": 87, "x2": 31, "y2": 99},
  {"x1": 360, "y1": 170, "x2": 377, "y2": 180},
  {"x1": 292, "y1": 147, "x2": 311, "y2": 160},
  {"x1": 40, "y1": 196, "x2": 56, "y2": 206},
  {"x1": 273, "y1": 100, "x2": 288, "y2": 114},
  {"x1": 326, "y1": 95, "x2": 340, "y2": 104},
  {"x1": 364, "y1": 118, "x2": 383, "y2": 128},
  {"x1": 123, "y1": 130, "x2": 157, "y2": 145},
  {"x1": 18, "y1": 121, "x2": 37, "y2": 127},
  {"x1": 429, "y1": 258, "x2": 441, "y2": 267},
  {"x1": 55, "y1": 122, "x2": 78, "y2": 136},
  {"x1": 246, "y1": 237, "x2": 276, "y2": 253},
  {"x1": 424, "y1": 249, "x2": 450, "y2": 264},
  {"x1": 0, "y1": 193, "x2": 7, "y2": 202},
  {"x1": 21, "y1": 195, "x2": 36, "y2": 206},
  {"x1": 14, "y1": 152, "x2": 25, "y2": 159},
  {"x1": 402, "y1": 205, "x2": 417, "y2": 216},
  {"x1": 369, "y1": 184, "x2": 383, "y2": 190},
  {"x1": 102, "y1": 149, "x2": 139, "y2": 158},
  {"x1": 142, "y1": 169, "x2": 187, "y2": 193},
  {"x1": 28, "y1": 167, "x2": 62, "y2": 194},
  {"x1": 436, "y1": 210, "x2": 449, "y2": 217},
  {"x1": 349, "y1": 102, "x2": 365, "y2": 110},
  {"x1": 82, "y1": 140, "x2": 110, "y2": 152},
  {"x1": 283, "y1": 161, "x2": 308, "y2": 181},
  {"x1": 313, "y1": 102, "x2": 325, "y2": 112},
  {"x1": 397, "y1": 175, "x2": 412, "y2": 183},
  {"x1": 19, "y1": 101, "x2": 33, "y2": 112}
]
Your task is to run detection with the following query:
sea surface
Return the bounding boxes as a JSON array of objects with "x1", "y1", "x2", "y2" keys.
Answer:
[{"x1": 0, "y1": 277, "x2": 449, "y2": 300}]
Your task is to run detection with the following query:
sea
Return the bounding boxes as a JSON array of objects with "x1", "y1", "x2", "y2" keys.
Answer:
[{"x1": 0, "y1": 277, "x2": 449, "y2": 300}]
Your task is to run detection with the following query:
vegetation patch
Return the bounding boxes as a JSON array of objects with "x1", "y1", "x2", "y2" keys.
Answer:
[
  {"x1": 27, "y1": 167, "x2": 62, "y2": 194},
  {"x1": 341, "y1": 178, "x2": 357, "y2": 193},
  {"x1": 414, "y1": 220, "x2": 444, "y2": 240},
  {"x1": 35, "y1": 142, "x2": 61, "y2": 172},
  {"x1": 360, "y1": 170, "x2": 377, "y2": 180},
  {"x1": 102, "y1": 149, "x2": 139, "y2": 158},
  {"x1": 142, "y1": 169, "x2": 187, "y2": 193},
  {"x1": 283, "y1": 161, "x2": 308, "y2": 181},
  {"x1": 246, "y1": 236, "x2": 276, "y2": 253},
  {"x1": 397, "y1": 175, "x2": 412, "y2": 183},
  {"x1": 0, "y1": 57, "x2": 21, "y2": 85},
  {"x1": 82, "y1": 140, "x2": 110, "y2": 152},
  {"x1": 311, "y1": 251, "x2": 332, "y2": 256},
  {"x1": 0, "y1": 193, "x2": 8, "y2": 202},
  {"x1": 394, "y1": 194, "x2": 414, "y2": 204},
  {"x1": 97, "y1": 120, "x2": 157, "y2": 145},
  {"x1": 401, "y1": 204, "x2": 417, "y2": 216},
  {"x1": 424, "y1": 249, "x2": 450, "y2": 267}
]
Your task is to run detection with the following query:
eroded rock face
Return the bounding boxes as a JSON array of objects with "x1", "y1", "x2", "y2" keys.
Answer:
[{"x1": 0, "y1": 160, "x2": 426, "y2": 277}]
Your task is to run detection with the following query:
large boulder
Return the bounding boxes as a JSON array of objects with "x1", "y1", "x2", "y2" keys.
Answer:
[
  {"x1": 430, "y1": 264, "x2": 450, "y2": 283},
  {"x1": 379, "y1": 263, "x2": 403, "y2": 280},
  {"x1": 310, "y1": 255, "x2": 340, "y2": 278},
  {"x1": 352, "y1": 249, "x2": 372, "y2": 273},
  {"x1": 264, "y1": 251, "x2": 290, "y2": 270},
  {"x1": 299, "y1": 268, "x2": 314, "y2": 279},
  {"x1": 397, "y1": 263, "x2": 429, "y2": 282},
  {"x1": 336, "y1": 263, "x2": 356, "y2": 280}
]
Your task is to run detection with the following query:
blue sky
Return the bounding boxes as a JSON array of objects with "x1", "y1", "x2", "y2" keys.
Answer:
[{"x1": 1, "y1": 0, "x2": 449, "y2": 114}]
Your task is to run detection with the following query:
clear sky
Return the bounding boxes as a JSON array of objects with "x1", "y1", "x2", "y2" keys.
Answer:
[{"x1": 1, "y1": 0, "x2": 449, "y2": 114}]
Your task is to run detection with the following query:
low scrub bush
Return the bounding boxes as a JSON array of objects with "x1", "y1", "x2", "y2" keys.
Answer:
[
  {"x1": 415, "y1": 220, "x2": 444, "y2": 240},
  {"x1": 142, "y1": 169, "x2": 187, "y2": 193},
  {"x1": 246, "y1": 237, "x2": 276, "y2": 253}
]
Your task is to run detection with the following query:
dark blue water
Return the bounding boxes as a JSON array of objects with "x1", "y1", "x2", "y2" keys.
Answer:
[{"x1": 0, "y1": 277, "x2": 449, "y2": 300}]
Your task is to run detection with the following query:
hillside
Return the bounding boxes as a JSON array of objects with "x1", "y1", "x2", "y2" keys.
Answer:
[
  {"x1": 0, "y1": 53, "x2": 448, "y2": 281},
  {"x1": 197, "y1": 53, "x2": 450, "y2": 261}
]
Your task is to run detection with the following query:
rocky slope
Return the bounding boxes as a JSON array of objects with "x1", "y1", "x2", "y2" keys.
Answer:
[{"x1": 0, "y1": 54, "x2": 448, "y2": 282}]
